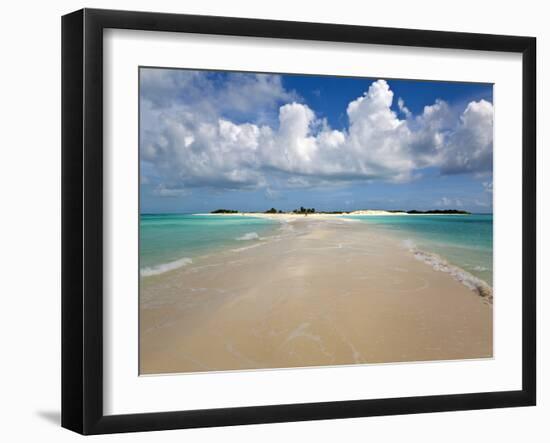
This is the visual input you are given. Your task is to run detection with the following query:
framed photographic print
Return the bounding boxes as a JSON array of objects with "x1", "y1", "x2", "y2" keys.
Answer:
[{"x1": 61, "y1": 8, "x2": 536, "y2": 435}]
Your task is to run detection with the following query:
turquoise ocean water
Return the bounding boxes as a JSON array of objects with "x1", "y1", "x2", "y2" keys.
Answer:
[
  {"x1": 345, "y1": 214, "x2": 493, "y2": 286},
  {"x1": 140, "y1": 213, "x2": 493, "y2": 286},
  {"x1": 139, "y1": 214, "x2": 278, "y2": 276}
]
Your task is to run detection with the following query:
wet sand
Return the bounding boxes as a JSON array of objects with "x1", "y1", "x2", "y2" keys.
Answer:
[{"x1": 140, "y1": 216, "x2": 492, "y2": 374}]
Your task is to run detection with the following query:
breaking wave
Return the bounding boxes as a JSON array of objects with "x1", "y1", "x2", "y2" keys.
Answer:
[
  {"x1": 402, "y1": 239, "x2": 493, "y2": 302},
  {"x1": 140, "y1": 257, "x2": 193, "y2": 277},
  {"x1": 236, "y1": 232, "x2": 260, "y2": 241}
]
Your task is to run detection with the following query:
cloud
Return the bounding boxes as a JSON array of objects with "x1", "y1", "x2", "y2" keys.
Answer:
[
  {"x1": 264, "y1": 187, "x2": 281, "y2": 200},
  {"x1": 474, "y1": 180, "x2": 493, "y2": 209},
  {"x1": 397, "y1": 97, "x2": 412, "y2": 118},
  {"x1": 140, "y1": 73, "x2": 493, "y2": 197},
  {"x1": 475, "y1": 199, "x2": 490, "y2": 207},
  {"x1": 436, "y1": 196, "x2": 464, "y2": 208},
  {"x1": 440, "y1": 99, "x2": 493, "y2": 174},
  {"x1": 140, "y1": 68, "x2": 298, "y2": 125},
  {"x1": 153, "y1": 184, "x2": 190, "y2": 198}
]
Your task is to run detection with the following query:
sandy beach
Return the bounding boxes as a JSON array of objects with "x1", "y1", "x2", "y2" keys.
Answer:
[{"x1": 140, "y1": 214, "x2": 492, "y2": 374}]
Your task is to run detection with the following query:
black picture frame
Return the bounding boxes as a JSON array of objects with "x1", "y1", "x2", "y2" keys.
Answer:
[{"x1": 62, "y1": 8, "x2": 536, "y2": 435}]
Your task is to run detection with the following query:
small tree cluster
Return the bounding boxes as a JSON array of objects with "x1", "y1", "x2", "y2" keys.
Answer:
[
  {"x1": 211, "y1": 209, "x2": 239, "y2": 214},
  {"x1": 293, "y1": 207, "x2": 315, "y2": 214}
]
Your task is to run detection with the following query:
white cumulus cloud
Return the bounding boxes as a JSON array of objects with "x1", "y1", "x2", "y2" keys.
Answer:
[{"x1": 140, "y1": 72, "x2": 493, "y2": 196}]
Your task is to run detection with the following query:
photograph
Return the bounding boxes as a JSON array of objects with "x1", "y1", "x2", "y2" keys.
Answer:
[
  {"x1": 139, "y1": 67, "x2": 494, "y2": 375},
  {"x1": 51, "y1": 3, "x2": 540, "y2": 437}
]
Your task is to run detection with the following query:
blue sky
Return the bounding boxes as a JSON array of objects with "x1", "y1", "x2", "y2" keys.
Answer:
[{"x1": 140, "y1": 68, "x2": 493, "y2": 213}]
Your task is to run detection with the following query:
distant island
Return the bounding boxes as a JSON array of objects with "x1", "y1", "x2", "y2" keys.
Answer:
[
  {"x1": 405, "y1": 209, "x2": 471, "y2": 215},
  {"x1": 210, "y1": 209, "x2": 240, "y2": 214},
  {"x1": 210, "y1": 208, "x2": 471, "y2": 215}
]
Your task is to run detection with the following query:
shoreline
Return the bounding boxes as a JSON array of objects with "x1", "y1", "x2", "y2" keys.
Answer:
[
  {"x1": 140, "y1": 215, "x2": 492, "y2": 374},
  {"x1": 192, "y1": 211, "x2": 475, "y2": 217},
  {"x1": 142, "y1": 213, "x2": 493, "y2": 295}
]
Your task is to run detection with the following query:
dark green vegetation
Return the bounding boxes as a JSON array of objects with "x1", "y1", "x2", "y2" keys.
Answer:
[
  {"x1": 210, "y1": 209, "x2": 239, "y2": 214},
  {"x1": 210, "y1": 208, "x2": 470, "y2": 215},
  {"x1": 293, "y1": 207, "x2": 316, "y2": 214},
  {"x1": 406, "y1": 209, "x2": 471, "y2": 215}
]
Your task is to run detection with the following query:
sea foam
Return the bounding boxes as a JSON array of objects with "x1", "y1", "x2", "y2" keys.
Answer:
[
  {"x1": 140, "y1": 257, "x2": 193, "y2": 277},
  {"x1": 236, "y1": 232, "x2": 260, "y2": 241},
  {"x1": 402, "y1": 239, "x2": 493, "y2": 302}
]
